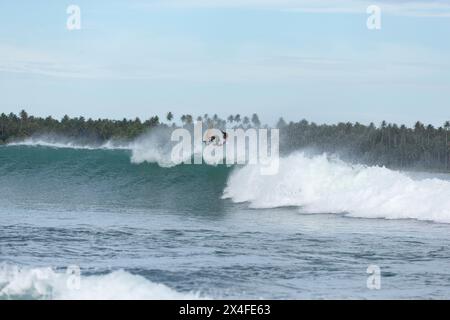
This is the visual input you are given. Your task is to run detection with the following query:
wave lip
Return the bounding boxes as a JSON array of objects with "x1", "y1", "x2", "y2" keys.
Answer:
[
  {"x1": 223, "y1": 152, "x2": 450, "y2": 224},
  {"x1": 6, "y1": 132, "x2": 230, "y2": 168},
  {"x1": 7, "y1": 134, "x2": 191, "y2": 168},
  {"x1": 0, "y1": 265, "x2": 204, "y2": 300},
  {"x1": 7, "y1": 138, "x2": 130, "y2": 150}
]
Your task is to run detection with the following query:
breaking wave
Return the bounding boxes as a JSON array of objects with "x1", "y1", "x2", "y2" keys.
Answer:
[
  {"x1": 7, "y1": 132, "x2": 221, "y2": 167},
  {"x1": 223, "y1": 153, "x2": 450, "y2": 224},
  {"x1": 5, "y1": 136, "x2": 450, "y2": 224},
  {"x1": 0, "y1": 264, "x2": 204, "y2": 300},
  {"x1": 7, "y1": 137, "x2": 130, "y2": 150},
  {"x1": 6, "y1": 134, "x2": 182, "y2": 167}
]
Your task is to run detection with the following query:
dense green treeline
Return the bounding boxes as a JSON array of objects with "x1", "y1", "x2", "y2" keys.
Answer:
[
  {"x1": 1, "y1": 110, "x2": 449, "y2": 171},
  {"x1": 279, "y1": 119, "x2": 450, "y2": 171},
  {"x1": 0, "y1": 110, "x2": 160, "y2": 142}
]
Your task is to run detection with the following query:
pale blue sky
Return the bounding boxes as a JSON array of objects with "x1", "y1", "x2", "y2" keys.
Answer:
[{"x1": 1, "y1": 0, "x2": 450, "y2": 126}]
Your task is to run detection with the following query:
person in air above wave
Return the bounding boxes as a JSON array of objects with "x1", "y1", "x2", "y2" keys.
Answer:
[
  {"x1": 204, "y1": 130, "x2": 228, "y2": 146},
  {"x1": 208, "y1": 135, "x2": 217, "y2": 144}
]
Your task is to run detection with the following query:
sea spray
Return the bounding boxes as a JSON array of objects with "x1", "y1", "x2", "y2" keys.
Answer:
[
  {"x1": 5, "y1": 138, "x2": 450, "y2": 223},
  {"x1": 223, "y1": 152, "x2": 450, "y2": 223}
]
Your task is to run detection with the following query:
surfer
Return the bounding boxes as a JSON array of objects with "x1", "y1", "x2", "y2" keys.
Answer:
[
  {"x1": 204, "y1": 129, "x2": 227, "y2": 145},
  {"x1": 209, "y1": 135, "x2": 217, "y2": 143}
]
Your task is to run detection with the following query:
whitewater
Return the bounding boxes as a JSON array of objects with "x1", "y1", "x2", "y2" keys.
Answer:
[
  {"x1": 0, "y1": 265, "x2": 203, "y2": 300},
  {"x1": 2, "y1": 137, "x2": 450, "y2": 299},
  {"x1": 7, "y1": 137, "x2": 450, "y2": 224},
  {"x1": 224, "y1": 153, "x2": 450, "y2": 223}
]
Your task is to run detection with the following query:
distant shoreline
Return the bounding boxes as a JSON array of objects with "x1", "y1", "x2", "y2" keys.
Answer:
[{"x1": 1, "y1": 110, "x2": 449, "y2": 172}]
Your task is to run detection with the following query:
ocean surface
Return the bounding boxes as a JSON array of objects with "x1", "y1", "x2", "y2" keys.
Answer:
[{"x1": 1, "y1": 139, "x2": 450, "y2": 299}]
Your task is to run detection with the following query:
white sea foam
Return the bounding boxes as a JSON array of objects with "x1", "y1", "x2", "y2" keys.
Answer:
[
  {"x1": 7, "y1": 138, "x2": 130, "y2": 150},
  {"x1": 128, "y1": 130, "x2": 187, "y2": 167},
  {"x1": 7, "y1": 131, "x2": 229, "y2": 167},
  {"x1": 0, "y1": 265, "x2": 203, "y2": 300},
  {"x1": 128, "y1": 128, "x2": 225, "y2": 167},
  {"x1": 223, "y1": 152, "x2": 450, "y2": 223},
  {"x1": 6, "y1": 133, "x2": 188, "y2": 167}
]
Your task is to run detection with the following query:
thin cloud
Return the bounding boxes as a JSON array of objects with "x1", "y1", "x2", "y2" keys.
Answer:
[
  {"x1": 1, "y1": 43, "x2": 448, "y2": 87},
  {"x1": 0, "y1": 45, "x2": 106, "y2": 79},
  {"x1": 136, "y1": 0, "x2": 450, "y2": 17}
]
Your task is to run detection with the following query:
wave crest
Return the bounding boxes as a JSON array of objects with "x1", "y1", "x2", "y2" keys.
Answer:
[
  {"x1": 0, "y1": 264, "x2": 203, "y2": 300},
  {"x1": 7, "y1": 132, "x2": 197, "y2": 167},
  {"x1": 223, "y1": 152, "x2": 450, "y2": 223},
  {"x1": 7, "y1": 137, "x2": 130, "y2": 150}
]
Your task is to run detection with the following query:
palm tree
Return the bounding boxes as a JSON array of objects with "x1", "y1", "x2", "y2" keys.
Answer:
[
  {"x1": 18, "y1": 109, "x2": 29, "y2": 134},
  {"x1": 251, "y1": 113, "x2": 261, "y2": 128},
  {"x1": 242, "y1": 116, "x2": 250, "y2": 128},
  {"x1": 20, "y1": 109, "x2": 28, "y2": 122},
  {"x1": 227, "y1": 115, "x2": 234, "y2": 124},
  {"x1": 166, "y1": 112, "x2": 173, "y2": 122},
  {"x1": 276, "y1": 117, "x2": 287, "y2": 129},
  {"x1": 414, "y1": 121, "x2": 424, "y2": 132},
  {"x1": 148, "y1": 116, "x2": 159, "y2": 126}
]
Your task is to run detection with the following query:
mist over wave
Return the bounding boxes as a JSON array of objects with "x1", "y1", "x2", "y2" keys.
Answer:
[
  {"x1": 8, "y1": 136, "x2": 130, "y2": 150},
  {"x1": 7, "y1": 130, "x2": 220, "y2": 167},
  {"x1": 0, "y1": 264, "x2": 204, "y2": 300},
  {"x1": 128, "y1": 129, "x2": 193, "y2": 167},
  {"x1": 223, "y1": 152, "x2": 450, "y2": 224},
  {"x1": 5, "y1": 135, "x2": 450, "y2": 224},
  {"x1": 6, "y1": 132, "x2": 180, "y2": 167}
]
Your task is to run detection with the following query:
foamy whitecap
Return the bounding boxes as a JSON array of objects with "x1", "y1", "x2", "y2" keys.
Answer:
[
  {"x1": 7, "y1": 138, "x2": 130, "y2": 150},
  {"x1": 0, "y1": 265, "x2": 204, "y2": 300},
  {"x1": 7, "y1": 133, "x2": 193, "y2": 167},
  {"x1": 223, "y1": 152, "x2": 450, "y2": 224},
  {"x1": 7, "y1": 132, "x2": 228, "y2": 167}
]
